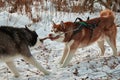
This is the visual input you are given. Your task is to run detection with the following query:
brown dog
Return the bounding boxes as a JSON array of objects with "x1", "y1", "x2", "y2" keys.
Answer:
[{"x1": 48, "y1": 9, "x2": 117, "y2": 67}]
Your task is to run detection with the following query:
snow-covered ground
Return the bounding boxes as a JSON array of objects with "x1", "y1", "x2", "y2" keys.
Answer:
[{"x1": 0, "y1": 11, "x2": 120, "y2": 80}]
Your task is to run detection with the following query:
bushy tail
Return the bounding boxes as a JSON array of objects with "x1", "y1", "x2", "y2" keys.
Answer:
[{"x1": 100, "y1": 9, "x2": 115, "y2": 20}]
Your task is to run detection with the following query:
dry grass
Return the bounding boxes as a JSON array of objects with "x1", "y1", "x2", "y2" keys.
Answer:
[{"x1": 0, "y1": 0, "x2": 119, "y2": 23}]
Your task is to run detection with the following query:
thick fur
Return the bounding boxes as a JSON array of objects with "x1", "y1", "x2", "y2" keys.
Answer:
[
  {"x1": 51, "y1": 9, "x2": 117, "y2": 67},
  {"x1": 0, "y1": 26, "x2": 50, "y2": 77}
]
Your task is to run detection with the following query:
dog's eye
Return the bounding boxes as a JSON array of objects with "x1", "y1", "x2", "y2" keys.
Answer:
[{"x1": 51, "y1": 28, "x2": 58, "y2": 33}]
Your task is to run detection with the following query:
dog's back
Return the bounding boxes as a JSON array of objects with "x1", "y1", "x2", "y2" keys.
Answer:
[{"x1": 81, "y1": 10, "x2": 115, "y2": 44}]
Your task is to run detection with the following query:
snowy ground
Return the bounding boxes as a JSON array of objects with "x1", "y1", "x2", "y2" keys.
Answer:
[{"x1": 0, "y1": 11, "x2": 120, "y2": 80}]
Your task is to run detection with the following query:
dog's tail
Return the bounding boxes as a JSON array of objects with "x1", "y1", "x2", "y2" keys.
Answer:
[
  {"x1": 100, "y1": 9, "x2": 115, "y2": 20},
  {"x1": 100, "y1": 9, "x2": 120, "y2": 27}
]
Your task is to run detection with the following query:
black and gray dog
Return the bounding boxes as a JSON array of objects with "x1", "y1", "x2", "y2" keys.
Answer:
[{"x1": 0, "y1": 26, "x2": 50, "y2": 77}]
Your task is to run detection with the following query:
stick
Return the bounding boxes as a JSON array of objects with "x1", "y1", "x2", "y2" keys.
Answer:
[
  {"x1": 39, "y1": 37, "x2": 50, "y2": 43},
  {"x1": 40, "y1": 35, "x2": 60, "y2": 43}
]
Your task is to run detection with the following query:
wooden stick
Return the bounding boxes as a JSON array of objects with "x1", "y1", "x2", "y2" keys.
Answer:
[
  {"x1": 39, "y1": 35, "x2": 60, "y2": 43},
  {"x1": 39, "y1": 37, "x2": 50, "y2": 43}
]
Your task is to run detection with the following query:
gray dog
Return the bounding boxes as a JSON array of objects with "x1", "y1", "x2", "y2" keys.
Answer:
[{"x1": 0, "y1": 26, "x2": 50, "y2": 77}]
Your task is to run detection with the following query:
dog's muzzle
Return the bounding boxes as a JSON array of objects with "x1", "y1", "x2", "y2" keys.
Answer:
[{"x1": 49, "y1": 32, "x2": 65, "y2": 42}]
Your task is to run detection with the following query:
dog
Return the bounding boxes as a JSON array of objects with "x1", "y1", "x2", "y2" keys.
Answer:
[
  {"x1": 0, "y1": 26, "x2": 50, "y2": 77},
  {"x1": 48, "y1": 9, "x2": 117, "y2": 67}
]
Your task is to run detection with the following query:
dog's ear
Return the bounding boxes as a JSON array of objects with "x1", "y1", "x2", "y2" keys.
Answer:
[
  {"x1": 60, "y1": 21, "x2": 65, "y2": 29},
  {"x1": 25, "y1": 25, "x2": 29, "y2": 30},
  {"x1": 25, "y1": 25, "x2": 35, "y2": 31},
  {"x1": 52, "y1": 21, "x2": 56, "y2": 26},
  {"x1": 51, "y1": 21, "x2": 56, "y2": 32},
  {"x1": 87, "y1": 16, "x2": 90, "y2": 20}
]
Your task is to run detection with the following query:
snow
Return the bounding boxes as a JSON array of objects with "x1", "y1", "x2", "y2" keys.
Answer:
[{"x1": 0, "y1": 10, "x2": 120, "y2": 80}]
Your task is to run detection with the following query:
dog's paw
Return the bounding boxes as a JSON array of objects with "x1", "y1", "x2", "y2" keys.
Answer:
[
  {"x1": 14, "y1": 74, "x2": 20, "y2": 78},
  {"x1": 44, "y1": 71, "x2": 51, "y2": 75},
  {"x1": 56, "y1": 63, "x2": 63, "y2": 68},
  {"x1": 60, "y1": 64, "x2": 66, "y2": 68}
]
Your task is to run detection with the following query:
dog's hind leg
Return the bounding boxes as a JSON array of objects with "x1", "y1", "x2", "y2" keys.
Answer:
[
  {"x1": 106, "y1": 36, "x2": 117, "y2": 56},
  {"x1": 97, "y1": 40, "x2": 105, "y2": 56},
  {"x1": 23, "y1": 55, "x2": 50, "y2": 75},
  {"x1": 6, "y1": 61, "x2": 20, "y2": 77},
  {"x1": 61, "y1": 40, "x2": 79, "y2": 67},
  {"x1": 59, "y1": 43, "x2": 70, "y2": 64}
]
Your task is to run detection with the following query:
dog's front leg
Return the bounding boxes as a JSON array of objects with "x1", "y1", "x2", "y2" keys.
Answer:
[
  {"x1": 6, "y1": 61, "x2": 20, "y2": 77},
  {"x1": 61, "y1": 49, "x2": 74, "y2": 68},
  {"x1": 23, "y1": 55, "x2": 50, "y2": 75},
  {"x1": 59, "y1": 43, "x2": 70, "y2": 64},
  {"x1": 61, "y1": 40, "x2": 79, "y2": 67}
]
